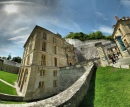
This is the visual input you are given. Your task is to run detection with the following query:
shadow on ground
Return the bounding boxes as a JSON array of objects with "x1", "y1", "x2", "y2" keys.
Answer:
[{"x1": 78, "y1": 68, "x2": 96, "y2": 107}]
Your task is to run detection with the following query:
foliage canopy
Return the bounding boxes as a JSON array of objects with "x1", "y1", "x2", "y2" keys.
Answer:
[{"x1": 64, "y1": 31, "x2": 114, "y2": 41}]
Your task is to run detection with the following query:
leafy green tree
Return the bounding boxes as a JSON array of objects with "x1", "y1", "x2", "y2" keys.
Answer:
[
  {"x1": 2, "y1": 57, "x2": 7, "y2": 59},
  {"x1": 64, "y1": 31, "x2": 114, "y2": 42},
  {"x1": 12, "y1": 56, "x2": 22, "y2": 63},
  {"x1": 7, "y1": 53, "x2": 11, "y2": 60}
]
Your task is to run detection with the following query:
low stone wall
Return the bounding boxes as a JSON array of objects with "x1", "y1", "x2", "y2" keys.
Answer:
[
  {"x1": 1, "y1": 64, "x2": 19, "y2": 74},
  {"x1": 59, "y1": 63, "x2": 87, "y2": 91},
  {"x1": 0, "y1": 62, "x2": 95, "y2": 107},
  {"x1": 0, "y1": 93, "x2": 23, "y2": 101}
]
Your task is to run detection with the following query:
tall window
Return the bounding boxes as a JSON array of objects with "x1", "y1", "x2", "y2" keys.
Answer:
[
  {"x1": 27, "y1": 56, "x2": 30, "y2": 65},
  {"x1": 42, "y1": 42, "x2": 46, "y2": 51},
  {"x1": 29, "y1": 44, "x2": 32, "y2": 52},
  {"x1": 54, "y1": 57, "x2": 57, "y2": 67},
  {"x1": 43, "y1": 33, "x2": 46, "y2": 40},
  {"x1": 38, "y1": 81, "x2": 44, "y2": 88},
  {"x1": 118, "y1": 28, "x2": 123, "y2": 35},
  {"x1": 53, "y1": 70, "x2": 57, "y2": 77},
  {"x1": 41, "y1": 55, "x2": 46, "y2": 65},
  {"x1": 53, "y1": 46, "x2": 57, "y2": 54},
  {"x1": 53, "y1": 80, "x2": 57, "y2": 87},
  {"x1": 40, "y1": 70, "x2": 45, "y2": 76},
  {"x1": 53, "y1": 37, "x2": 56, "y2": 43}
]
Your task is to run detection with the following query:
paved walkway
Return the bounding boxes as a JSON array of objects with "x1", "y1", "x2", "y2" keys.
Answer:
[
  {"x1": 0, "y1": 79, "x2": 15, "y2": 88},
  {"x1": 110, "y1": 57, "x2": 130, "y2": 69}
]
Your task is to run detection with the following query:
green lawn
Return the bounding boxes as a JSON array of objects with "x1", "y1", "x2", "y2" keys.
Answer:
[
  {"x1": 79, "y1": 66, "x2": 130, "y2": 107},
  {"x1": 0, "y1": 100, "x2": 26, "y2": 104},
  {"x1": 0, "y1": 81, "x2": 17, "y2": 95},
  {"x1": 0, "y1": 70, "x2": 18, "y2": 85}
]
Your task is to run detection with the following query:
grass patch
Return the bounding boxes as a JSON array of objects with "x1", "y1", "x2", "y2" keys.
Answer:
[
  {"x1": 0, "y1": 81, "x2": 17, "y2": 95},
  {"x1": 0, "y1": 100, "x2": 26, "y2": 104},
  {"x1": 0, "y1": 70, "x2": 18, "y2": 85},
  {"x1": 79, "y1": 66, "x2": 130, "y2": 107}
]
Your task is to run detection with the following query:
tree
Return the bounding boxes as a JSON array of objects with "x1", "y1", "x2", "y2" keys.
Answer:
[
  {"x1": 7, "y1": 53, "x2": 11, "y2": 60},
  {"x1": 64, "y1": 31, "x2": 114, "y2": 42},
  {"x1": 12, "y1": 56, "x2": 22, "y2": 63},
  {"x1": 2, "y1": 57, "x2": 7, "y2": 59}
]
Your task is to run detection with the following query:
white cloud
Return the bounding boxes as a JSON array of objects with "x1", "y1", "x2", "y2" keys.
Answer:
[
  {"x1": 95, "y1": 11, "x2": 108, "y2": 20},
  {"x1": 93, "y1": 25, "x2": 113, "y2": 34},
  {"x1": 8, "y1": 35, "x2": 27, "y2": 40},
  {"x1": 121, "y1": 0, "x2": 130, "y2": 7},
  {"x1": 8, "y1": 34, "x2": 29, "y2": 45},
  {"x1": 13, "y1": 27, "x2": 29, "y2": 34}
]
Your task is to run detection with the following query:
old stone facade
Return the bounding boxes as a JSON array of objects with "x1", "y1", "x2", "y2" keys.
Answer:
[
  {"x1": 16, "y1": 26, "x2": 77, "y2": 101},
  {"x1": 112, "y1": 16, "x2": 130, "y2": 57},
  {"x1": 95, "y1": 42, "x2": 120, "y2": 66}
]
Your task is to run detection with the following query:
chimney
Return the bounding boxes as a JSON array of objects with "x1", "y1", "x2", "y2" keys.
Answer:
[{"x1": 115, "y1": 16, "x2": 119, "y2": 21}]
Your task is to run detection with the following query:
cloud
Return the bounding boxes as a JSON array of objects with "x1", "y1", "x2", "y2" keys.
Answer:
[
  {"x1": 13, "y1": 27, "x2": 29, "y2": 34},
  {"x1": 0, "y1": 1, "x2": 33, "y2": 4},
  {"x1": 95, "y1": 11, "x2": 108, "y2": 20},
  {"x1": 121, "y1": 0, "x2": 130, "y2": 7},
  {"x1": 8, "y1": 34, "x2": 29, "y2": 45},
  {"x1": 93, "y1": 25, "x2": 113, "y2": 34}
]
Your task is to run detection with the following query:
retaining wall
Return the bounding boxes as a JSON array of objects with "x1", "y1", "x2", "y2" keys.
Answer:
[
  {"x1": 0, "y1": 93, "x2": 23, "y2": 101},
  {"x1": 0, "y1": 62, "x2": 95, "y2": 107}
]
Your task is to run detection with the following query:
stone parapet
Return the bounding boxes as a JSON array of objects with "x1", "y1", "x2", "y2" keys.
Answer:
[{"x1": 0, "y1": 62, "x2": 95, "y2": 107}]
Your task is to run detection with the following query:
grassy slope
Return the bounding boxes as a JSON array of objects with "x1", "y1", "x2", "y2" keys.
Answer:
[
  {"x1": 79, "y1": 66, "x2": 130, "y2": 107},
  {"x1": 0, "y1": 81, "x2": 17, "y2": 95},
  {"x1": 0, "y1": 70, "x2": 18, "y2": 85}
]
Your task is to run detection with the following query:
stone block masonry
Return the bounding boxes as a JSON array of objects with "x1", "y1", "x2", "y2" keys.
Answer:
[{"x1": 0, "y1": 62, "x2": 95, "y2": 107}]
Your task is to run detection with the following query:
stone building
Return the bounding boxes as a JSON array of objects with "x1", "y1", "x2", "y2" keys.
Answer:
[
  {"x1": 112, "y1": 16, "x2": 130, "y2": 57},
  {"x1": 95, "y1": 42, "x2": 120, "y2": 66},
  {"x1": 16, "y1": 26, "x2": 77, "y2": 101}
]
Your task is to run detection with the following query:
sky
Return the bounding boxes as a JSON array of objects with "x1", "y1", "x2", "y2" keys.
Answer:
[{"x1": 0, "y1": 0, "x2": 130, "y2": 58}]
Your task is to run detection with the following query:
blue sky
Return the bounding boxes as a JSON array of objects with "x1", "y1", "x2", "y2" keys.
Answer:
[{"x1": 0, "y1": 0, "x2": 129, "y2": 58}]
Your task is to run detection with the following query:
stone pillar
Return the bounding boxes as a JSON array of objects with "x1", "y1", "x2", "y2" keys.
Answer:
[{"x1": 95, "y1": 42, "x2": 110, "y2": 66}]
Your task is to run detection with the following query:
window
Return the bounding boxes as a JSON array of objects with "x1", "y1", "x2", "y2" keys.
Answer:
[
  {"x1": 53, "y1": 70, "x2": 57, "y2": 77},
  {"x1": 118, "y1": 28, "x2": 123, "y2": 35},
  {"x1": 41, "y1": 55, "x2": 46, "y2": 65},
  {"x1": 29, "y1": 44, "x2": 32, "y2": 52},
  {"x1": 43, "y1": 33, "x2": 46, "y2": 40},
  {"x1": 53, "y1": 37, "x2": 56, "y2": 43},
  {"x1": 42, "y1": 42, "x2": 46, "y2": 51},
  {"x1": 27, "y1": 56, "x2": 30, "y2": 65},
  {"x1": 40, "y1": 70, "x2": 45, "y2": 76},
  {"x1": 54, "y1": 57, "x2": 57, "y2": 67},
  {"x1": 38, "y1": 81, "x2": 44, "y2": 88},
  {"x1": 53, "y1": 46, "x2": 57, "y2": 54},
  {"x1": 53, "y1": 80, "x2": 57, "y2": 87}
]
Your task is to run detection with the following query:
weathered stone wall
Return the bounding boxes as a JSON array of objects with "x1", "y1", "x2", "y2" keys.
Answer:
[
  {"x1": 0, "y1": 93, "x2": 23, "y2": 101},
  {"x1": 0, "y1": 62, "x2": 95, "y2": 107},
  {"x1": 0, "y1": 58, "x2": 20, "y2": 74},
  {"x1": 59, "y1": 63, "x2": 87, "y2": 91},
  {"x1": 1, "y1": 64, "x2": 19, "y2": 74}
]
